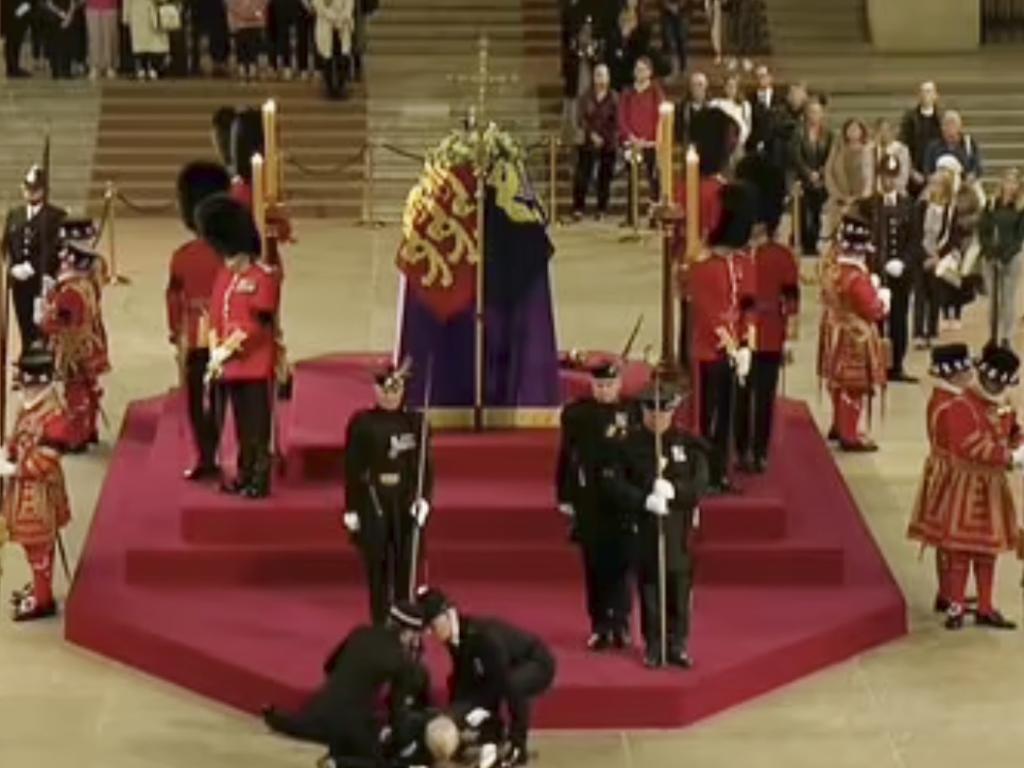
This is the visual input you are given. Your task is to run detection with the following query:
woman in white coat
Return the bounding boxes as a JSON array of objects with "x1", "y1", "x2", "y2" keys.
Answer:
[
  {"x1": 121, "y1": 0, "x2": 169, "y2": 79},
  {"x1": 312, "y1": 0, "x2": 353, "y2": 99}
]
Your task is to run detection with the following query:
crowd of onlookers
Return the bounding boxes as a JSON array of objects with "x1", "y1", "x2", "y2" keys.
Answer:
[
  {"x1": 1, "y1": 0, "x2": 377, "y2": 98},
  {"x1": 563, "y1": 3, "x2": 1024, "y2": 350}
]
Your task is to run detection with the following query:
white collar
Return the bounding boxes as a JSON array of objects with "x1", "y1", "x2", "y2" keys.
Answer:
[
  {"x1": 934, "y1": 380, "x2": 962, "y2": 395},
  {"x1": 26, "y1": 202, "x2": 41, "y2": 217},
  {"x1": 449, "y1": 611, "x2": 461, "y2": 648},
  {"x1": 972, "y1": 384, "x2": 1006, "y2": 406},
  {"x1": 884, "y1": 191, "x2": 898, "y2": 205}
]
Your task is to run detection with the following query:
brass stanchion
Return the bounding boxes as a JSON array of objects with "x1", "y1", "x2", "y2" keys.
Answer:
[
  {"x1": 791, "y1": 181, "x2": 803, "y2": 257},
  {"x1": 359, "y1": 140, "x2": 385, "y2": 228},
  {"x1": 547, "y1": 134, "x2": 559, "y2": 225},
  {"x1": 104, "y1": 181, "x2": 130, "y2": 286},
  {"x1": 619, "y1": 148, "x2": 646, "y2": 243}
]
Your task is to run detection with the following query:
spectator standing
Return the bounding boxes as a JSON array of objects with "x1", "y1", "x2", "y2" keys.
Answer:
[
  {"x1": 923, "y1": 110, "x2": 984, "y2": 181},
  {"x1": 226, "y1": 0, "x2": 268, "y2": 81},
  {"x1": 607, "y1": 5, "x2": 651, "y2": 92},
  {"x1": 312, "y1": 0, "x2": 354, "y2": 100},
  {"x1": 979, "y1": 169, "x2": 1024, "y2": 347},
  {"x1": 187, "y1": 0, "x2": 230, "y2": 76},
  {"x1": 869, "y1": 117, "x2": 910, "y2": 194},
  {"x1": 86, "y1": 0, "x2": 120, "y2": 79},
  {"x1": 659, "y1": 0, "x2": 687, "y2": 77},
  {"x1": 725, "y1": 0, "x2": 759, "y2": 59},
  {"x1": 2, "y1": 0, "x2": 32, "y2": 77},
  {"x1": 572, "y1": 63, "x2": 619, "y2": 221},
  {"x1": 618, "y1": 56, "x2": 665, "y2": 225},
  {"x1": 711, "y1": 72, "x2": 751, "y2": 152},
  {"x1": 789, "y1": 98, "x2": 832, "y2": 255},
  {"x1": 914, "y1": 171, "x2": 956, "y2": 346},
  {"x1": 271, "y1": 0, "x2": 313, "y2": 79},
  {"x1": 745, "y1": 64, "x2": 777, "y2": 156},
  {"x1": 899, "y1": 81, "x2": 943, "y2": 197},
  {"x1": 769, "y1": 81, "x2": 807, "y2": 178},
  {"x1": 41, "y1": 0, "x2": 80, "y2": 78},
  {"x1": 351, "y1": 0, "x2": 376, "y2": 82},
  {"x1": 824, "y1": 118, "x2": 872, "y2": 239},
  {"x1": 122, "y1": 0, "x2": 168, "y2": 79},
  {"x1": 675, "y1": 70, "x2": 709, "y2": 147}
]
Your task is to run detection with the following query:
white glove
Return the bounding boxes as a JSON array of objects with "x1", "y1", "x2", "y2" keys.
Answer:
[
  {"x1": 884, "y1": 259, "x2": 905, "y2": 278},
  {"x1": 479, "y1": 743, "x2": 499, "y2": 768},
  {"x1": 410, "y1": 498, "x2": 430, "y2": 527},
  {"x1": 558, "y1": 503, "x2": 575, "y2": 517},
  {"x1": 342, "y1": 511, "x2": 360, "y2": 533},
  {"x1": 877, "y1": 287, "x2": 892, "y2": 315},
  {"x1": 10, "y1": 262, "x2": 35, "y2": 281},
  {"x1": 42, "y1": 275, "x2": 56, "y2": 294},
  {"x1": 653, "y1": 478, "x2": 675, "y2": 501},
  {"x1": 1012, "y1": 445, "x2": 1024, "y2": 470},
  {"x1": 32, "y1": 297, "x2": 44, "y2": 325},
  {"x1": 0, "y1": 459, "x2": 17, "y2": 478},
  {"x1": 693, "y1": 506, "x2": 701, "y2": 530},
  {"x1": 732, "y1": 346, "x2": 753, "y2": 382},
  {"x1": 870, "y1": 273, "x2": 881, "y2": 289},
  {"x1": 465, "y1": 708, "x2": 491, "y2": 728},
  {"x1": 645, "y1": 493, "x2": 669, "y2": 516},
  {"x1": 209, "y1": 344, "x2": 232, "y2": 368}
]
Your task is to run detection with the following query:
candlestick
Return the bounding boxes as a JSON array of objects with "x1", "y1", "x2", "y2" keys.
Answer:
[
  {"x1": 251, "y1": 152, "x2": 266, "y2": 242},
  {"x1": 684, "y1": 145, "x2": 700, "y2": 263},
  {"x1": 262, "y1": 100, "x2": 279, "y2": 200},
  {"x1": 656, "y1": 101, "x2": 675, "y2": 205}
]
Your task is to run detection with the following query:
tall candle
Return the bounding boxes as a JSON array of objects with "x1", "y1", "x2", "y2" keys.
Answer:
[
  {"x1": 251, "y1": 153, "x2": 266, "y2": 240},
  {"x1": 656, "y1": 101, "x2": 675, "y2": 205},
  {"x1": 262, "y1": 100, "x2": 279, "y2": 199},
  {"x1": 685, "y1": 145, "x2": 700, "y2": 262}
]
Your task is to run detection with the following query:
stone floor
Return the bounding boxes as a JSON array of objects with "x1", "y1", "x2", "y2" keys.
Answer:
[{"x1": 2, "y1": 218, "x2": 1024, "y2": 766}]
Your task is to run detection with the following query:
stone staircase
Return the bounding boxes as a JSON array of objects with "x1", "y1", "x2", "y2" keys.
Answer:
[
  {"x1": 0, "y1": 81, "x2": 100, "y2": 215},
  {"x1": 763, "y1": 0, "x2": 868, "y2": 55}
]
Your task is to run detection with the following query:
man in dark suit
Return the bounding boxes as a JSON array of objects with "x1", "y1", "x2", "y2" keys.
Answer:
[
  {"x1": 2, "y1": 164, "x2": 66, "y2": 348},
  {"x1": 418, "y1": 588, "x2": 556, "y2": 767},
  {"x1": 2, "y1": 0, "x2": 34, "y2": 76},
  {"x1": 856, "y1": 154, "x2": 920, "y2": 382}
]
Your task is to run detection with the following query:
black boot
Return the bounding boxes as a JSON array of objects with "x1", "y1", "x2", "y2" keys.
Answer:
[{"x1": 975, "y1": 610, "x2": 1017, "y2": 630}]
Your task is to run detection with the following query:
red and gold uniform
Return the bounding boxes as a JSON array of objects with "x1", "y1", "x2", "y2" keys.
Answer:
[
  {"x1": 1, "y1": 350, "x2": 73, "y2": 621},
  {"x1": 201, "y1": 191, "x2": 283, "y2": 498},
  {"x1": 41, "y1": 248, "x2": 110, "y2": 451},
  {"x1": 935, "y1": 379, "x2": 1021, "y2": 626},
  {"x1": 824, "y1": 254, "x2": 887, "y2": 450},
  {"x1": 734, "y1": 238, "x2": 800, "y2": 468},
  {"x1": 907, "y1": 344, "x2": 972, "y2": 610},
  {"x1": 816, "y1": 243, "x2": 841, "y2": 386}
]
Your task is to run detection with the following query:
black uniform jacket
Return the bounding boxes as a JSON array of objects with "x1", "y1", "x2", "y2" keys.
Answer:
[{"x1": 607, "y1": 426, "x2": 709, "y2": 570}]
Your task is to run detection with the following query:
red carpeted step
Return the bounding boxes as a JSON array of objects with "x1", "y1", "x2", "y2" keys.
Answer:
[{"x1": 124, "y1": 536, "x2": 842, "y2": 589}]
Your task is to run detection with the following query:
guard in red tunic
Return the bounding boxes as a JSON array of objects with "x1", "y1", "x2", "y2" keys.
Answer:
[
  {"x1": 167, "y1": 161, "x2": 232, "y2": 480},
  {"x1": 684, "y1": 183, "x2": 756, "y2": 492},
  {"x1": 197, "y1": 194, "x2": 281, "y2": 499},
  {"x1": 906, "y1": 343, "x2": 974, "y2": 613},
  {"x1": 824, "y1": 216, "x2": 889, "y2": 452},
  {"x1": 0, "y1": 345, "x2": 73, "y2": 622},
  {"x1": 936, "y1": 344, "x2": 1023, "y2": 630},
  {"x1": 40, "y1": 239, "x2": 111, "y2": 453}
]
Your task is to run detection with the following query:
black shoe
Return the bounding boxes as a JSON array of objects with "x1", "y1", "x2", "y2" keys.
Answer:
[
  {"x1": 612, "y1": 628, "x2": 631, "y2": 649},
  {"x1": 975, "y1": 610, "x2": 1017, "y2": 630},
  {"x1": 184, "y1": 464, "x2": 219, "y2": 482},
  {"x1": 668, "y1": 648, "x2": 694, "y2": 669},
  {"x1": 826, "y1": 426, "x2": 839, "y2": 442},
  {"x1": 934, "y1": 595, "x2": 950, "y2": 614},
  {"x1": 838, "y1": 439, "x2": 879, "y2": 453},
  {"x1": 586, "y1": 632, "x2": 611, "y2": 651},
  {"x1": 643, "y1": 646, "x2": 663, "y2": 668},
  {"x1": 12, "y1": 596, "x2": 57, "y2": 622},
  {"x1": 502, "y1": 746, "x2": 528, "y2": 767},
  {"x1": 752, "y1": 455, "x2": 767, "y2": 474},
  {"x1": 710, "y1": 477, "x2": 737, "y2": 495},
  {"x1": 7, "y1": 68, "x2": 30, "y2": 78},
  {"x1": 945, "y1": 608, "x2": 964, "y2": 631},
  {"x1": 220, "y1": 477, "x2": 246, "y2": 495},
  {"x1": 735, "y1": 456, "x2": 755, "y2": 474},
  {"x1": 241, "y1": 483, "x2": 270, "y2": 500}
]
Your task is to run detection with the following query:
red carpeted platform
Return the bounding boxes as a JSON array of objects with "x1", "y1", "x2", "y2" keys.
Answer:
[{"x1": 65, "y1": 353, "x2": 907, "y2": 729}]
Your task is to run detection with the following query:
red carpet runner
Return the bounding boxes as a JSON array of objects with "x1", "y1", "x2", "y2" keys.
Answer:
[{"x1": 65, "y1": 353, "x2": 906, "y2": 729}]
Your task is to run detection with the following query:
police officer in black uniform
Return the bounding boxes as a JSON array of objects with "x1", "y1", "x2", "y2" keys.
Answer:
[
  {"x1": 608, "y1": 378, "x2": 709, "y2": 669},
  {"x1": 555, "y1": 358, "x2": 636, "y2": 651},
  {"x1": 262, "y1": 601, "x2": 429, "y2": 766},
  {"x1": 856, "y1": 153, "x2": 920, "y2": 382},
  {"x1": 2, "y1": 164, "x2": 66, "y2": 348},
  {"x1": 343, "y1": 362, "x2": 434, "y2": 625},
  {"x1": 418, "y1": 588, "x2": 556, "y2": 767}
]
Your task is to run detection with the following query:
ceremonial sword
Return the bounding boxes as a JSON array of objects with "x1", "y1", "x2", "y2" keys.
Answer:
[{"x1": 408, "y1": 356, "x2": 434, "y2": 597}]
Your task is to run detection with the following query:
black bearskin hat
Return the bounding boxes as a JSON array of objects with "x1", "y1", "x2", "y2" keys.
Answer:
[
  {"x1": 195, "y1": 193, "x2": 261, "y2": 258},
  {"x1": 177, "y1": 161, "x2": 232, "y2": 232},
  {"x1": 695, "y1": 107, "x2": 741, "y2": 177},
  {"x1": 709, "y1": 182, "x2": 756, "y2": 249},
  {"x1": 735, "y1": 153, "x2": 785, "y2": 234},
  {"x1": 416, "y1": 586, "x2": 453, "y2": 623},
  {"x1": 231, "y1": 108, "x2": 265, "y2": 184}
]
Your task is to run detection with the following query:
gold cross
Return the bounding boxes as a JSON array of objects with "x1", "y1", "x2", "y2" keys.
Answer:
[{"x1": 447, "y1": 35, "x2": 518, "y2": 134}]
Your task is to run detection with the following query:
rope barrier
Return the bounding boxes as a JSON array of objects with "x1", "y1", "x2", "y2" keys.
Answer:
[
  {"x1": 90, "y1": 193, "x2": 113, "y2": 249},
  {"x1": 378, "y1": 143, "x2": 427, "y2": 165},
  {"x1": 286, "y1": 144, "x2": 368, "y2": 177},
  {"x1": 114, "y1": 190, "x2": 176, "y2": 215}
]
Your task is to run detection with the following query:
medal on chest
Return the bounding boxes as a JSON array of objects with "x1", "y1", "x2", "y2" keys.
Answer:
[{"x1": 388, "y1": 432, "x2": 416, "y2": 459}]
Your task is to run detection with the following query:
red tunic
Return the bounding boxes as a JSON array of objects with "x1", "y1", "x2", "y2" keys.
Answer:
[
  {"x1": 167, "y1": 238, "x2": 222, "y2": 350},
  {"x1": 42, "y1": 269, "x2": 110, "y2": 381},
  {"x1": 686, "y1": 249, "x2": 757, "y2": 364},
  {"x1": 907, "y1": 384, "x2": 962, "y2": 546},
  {"x1": 752, "y1": 241, "x2": 800, "y2": 354},
  {"x1": 824, "y1": 258, "x2": 887, "y2": 394},
  {"x1": 2, "y1": 387, "x2": 72, "y2": 547},
  {"x1": 936, "y1": 387, "x2": 1020, "y2": 556},
  {"x1": 209, "y1": 262, "x2": 281, "y2": 381}
]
